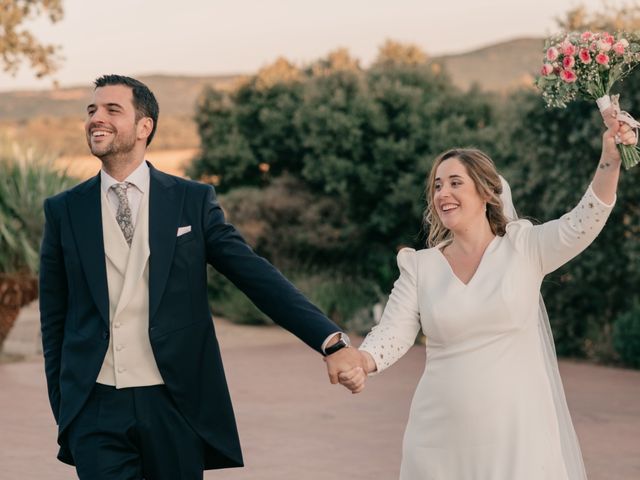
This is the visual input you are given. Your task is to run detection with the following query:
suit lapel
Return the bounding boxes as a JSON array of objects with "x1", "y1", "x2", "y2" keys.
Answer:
[
  {"x1": 68, "y1": 174, "x2": 109, "y2": 327},
  {"x1": 148, "y1": 164, "x2": 185, "y2": 322}
]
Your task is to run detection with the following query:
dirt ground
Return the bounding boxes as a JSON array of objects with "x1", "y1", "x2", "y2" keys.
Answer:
[{"x1": 1, "y1": 319, "x2": 639, "y2": 480}]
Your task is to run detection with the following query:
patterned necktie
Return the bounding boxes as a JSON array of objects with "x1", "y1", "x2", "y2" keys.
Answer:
[{"x1": 110, "y1": 183, "x2": 134, "y2": 246}]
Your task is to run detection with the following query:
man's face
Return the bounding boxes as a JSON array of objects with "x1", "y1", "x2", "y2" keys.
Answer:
[{"x1": 85, "y1": 85, "x2": 140, "y2": 159}]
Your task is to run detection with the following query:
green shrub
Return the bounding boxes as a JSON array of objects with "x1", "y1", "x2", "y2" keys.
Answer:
[
  {"x1": 0, "y1": 139, "x2": 76, "y2": 347},
  {"x1": 296, "y1": 273, "x2": 383, "y2": 334},
  {"x1": 218, "y1": 174, "x2": 352, "y2": 272},
  {"x1": 207, "y1": 266, "x2": 382, "y2": 333},
  {"x1": 613, "y1": 302, "x2": 640, "y2": 369},
  {"x1": 0, "y1": 139, "x2": 76, "y2": 275},
  {"x1": 207, "y1": 268, "x2": 271, "y2": 326}
]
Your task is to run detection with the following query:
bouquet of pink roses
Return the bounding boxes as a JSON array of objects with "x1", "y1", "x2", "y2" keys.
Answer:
[{"x1": 536, "y1": 31, "x2": 640, "y2": 169}]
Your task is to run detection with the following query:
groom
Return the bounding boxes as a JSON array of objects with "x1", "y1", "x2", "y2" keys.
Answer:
[{"x1": 39, "y1": 74, "x2": 363, "y2": 479}]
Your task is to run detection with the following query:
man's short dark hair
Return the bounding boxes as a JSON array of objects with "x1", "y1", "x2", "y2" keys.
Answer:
[{"x1": 94, "y1": 74, "x2": 159, "y2": 146}]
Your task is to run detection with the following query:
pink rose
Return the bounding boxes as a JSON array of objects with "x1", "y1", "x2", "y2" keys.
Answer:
[
  {"x1": 604, "y1": 33, "x2": 615, "y2": 45},
  {"x1": 546, "y1": 47, "x2": 559, "y2": 61},
  {"x1": 540, "y1": 63, "x2": 554, "y2": 76},
  {"x1": 590, "y1": 41, "x2": 598, "y2": 51},
  {"x1": 563, "y1": 56, "x2": 575, "y2": 68},
  {"x1": 597, "y1": 40, "x2": 612, "y2": 52},
  {"x1": 560, "y1": 70, "x2": 577, "y2": 83},
  {"x1": 613, "y1": 42, "x2": 626, "y2": 55},
  {"x1": 596, "y1": 53, "x2": 610, "y2": 65},
  {"x1": 561, "y1": 40, "x2": 577, "y2": 56},
  {"x1": 579, "y1": 48, "x2": 592, "y2": 64},
  {"x1": 581, "y1": 31, "x2": 593, "y2": 41}
]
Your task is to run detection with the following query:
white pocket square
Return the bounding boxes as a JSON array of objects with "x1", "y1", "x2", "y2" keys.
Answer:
[{"x1": 177, "y1": 225, "x2": 192, "y2": 237}]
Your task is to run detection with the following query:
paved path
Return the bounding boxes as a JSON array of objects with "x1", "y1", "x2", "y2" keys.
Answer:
[{"x1": 1, "y1": 314, "x2": 639, "y2": 479}]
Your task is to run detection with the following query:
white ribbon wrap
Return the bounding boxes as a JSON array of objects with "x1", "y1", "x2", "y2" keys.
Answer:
[
  {"x1": 596, "y1": 94, "x2": 640, "y2": 145},
  {"x1": 596, "y1": 95, "x2": 612, "y2": 111}
]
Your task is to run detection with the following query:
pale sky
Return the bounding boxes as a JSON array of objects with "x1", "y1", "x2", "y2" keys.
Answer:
[{"x1": 0, "y1": 0, "x2": 610, "y2": 91}]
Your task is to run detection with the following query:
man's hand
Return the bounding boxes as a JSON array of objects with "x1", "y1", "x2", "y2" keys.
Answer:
[
  {"x1": 337, "y1": 350, "x2": 376, "y2": 394},
  {"x1": 325, "y1": 341, "x2": 377, "y2": 394},
  {"x1": 324, "y1": 347, "x2": 366, "y2": 393}
]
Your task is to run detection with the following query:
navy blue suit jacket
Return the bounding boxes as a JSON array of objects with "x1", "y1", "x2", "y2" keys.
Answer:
[{"x1": 39, "y1": 163, "x2": 341, "y2": 469}]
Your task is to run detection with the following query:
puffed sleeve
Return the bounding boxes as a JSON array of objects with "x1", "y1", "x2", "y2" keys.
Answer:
[
  {"x1": 506, "y1": 183, "x2": 615, "y2": 276},
  {"x1": 359, "y1": 248, "x2": 421, "y2": 373}
]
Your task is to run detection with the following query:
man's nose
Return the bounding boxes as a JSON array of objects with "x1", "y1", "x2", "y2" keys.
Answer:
[{"x1": 89, "y1": 109, "x2": 107, "y2": 124}]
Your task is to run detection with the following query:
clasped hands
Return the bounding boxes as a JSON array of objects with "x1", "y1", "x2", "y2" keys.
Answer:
[{"x1": 324, "y1": 345, "x2": 376, "y2": 394}]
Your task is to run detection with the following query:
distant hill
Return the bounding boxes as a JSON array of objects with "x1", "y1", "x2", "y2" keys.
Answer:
[
  {"x1": 432, "y1": 37, "x2": 544, "y2": 91},
  {"x1": 0, "y1": 74, "x2": 240, "y2": 155},
  {"x1": 0, "y1": 74, "x2": 239, "y2": 121},
  {"x1": 0, "y1": 38, "x2": 544, "y2": 155}
]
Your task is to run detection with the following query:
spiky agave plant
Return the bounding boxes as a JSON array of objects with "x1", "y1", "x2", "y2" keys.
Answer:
[{"x1": 0, "y1": 139, "x2": 76, "y2": 348}]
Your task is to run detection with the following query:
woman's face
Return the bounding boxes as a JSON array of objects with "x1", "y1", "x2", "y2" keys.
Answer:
[{"x1": 432, "y1": 157, "x2": 487, "y2": 233}]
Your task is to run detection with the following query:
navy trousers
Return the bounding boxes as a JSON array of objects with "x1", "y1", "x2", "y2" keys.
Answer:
[{"x1": 66, "y1": 383, "x2": 205, "y2": 480}]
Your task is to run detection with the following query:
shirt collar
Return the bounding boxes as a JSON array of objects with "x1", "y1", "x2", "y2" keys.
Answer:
[{"x1": 101, "y1": 160, "x2": 150, "y2": 194}]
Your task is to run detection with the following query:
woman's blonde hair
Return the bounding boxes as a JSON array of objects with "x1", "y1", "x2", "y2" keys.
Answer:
[{"x1": 424, "y1": 148, "x2": 508, "y2": 248}]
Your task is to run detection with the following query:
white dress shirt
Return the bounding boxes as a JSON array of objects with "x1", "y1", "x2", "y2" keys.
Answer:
[{"x1": 101, "y1": 161, "x2": 150, "y2": 227}]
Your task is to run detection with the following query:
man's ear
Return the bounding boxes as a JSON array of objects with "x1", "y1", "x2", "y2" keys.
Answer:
[{"x1": 138, "y1": 117, "x2": 154, "y2": 142}]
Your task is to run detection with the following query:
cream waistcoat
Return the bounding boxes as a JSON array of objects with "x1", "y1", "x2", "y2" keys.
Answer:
[{"x1": 96, "y1": 188, "x2": 164, "y2": 387}]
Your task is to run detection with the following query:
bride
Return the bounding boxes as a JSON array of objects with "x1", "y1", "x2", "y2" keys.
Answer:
[{"x1": 337, "y1": 107, "x2": 634, "y2": 479}]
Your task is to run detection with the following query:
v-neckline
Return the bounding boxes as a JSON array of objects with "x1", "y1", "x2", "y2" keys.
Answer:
[{"x1": 437, "y1": 236, "x2": 499, "y2": 287}]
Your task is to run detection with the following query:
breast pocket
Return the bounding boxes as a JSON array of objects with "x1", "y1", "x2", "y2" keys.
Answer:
[{"x1": 175, "y1": 231, "x2": 194, "y2": 246}]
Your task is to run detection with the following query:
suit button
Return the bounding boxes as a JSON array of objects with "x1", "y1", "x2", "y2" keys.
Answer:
[
  {"x1": 114, "y1": 322, "x2": 122, "y2": 328},
  {"x1": 118, "y1": 367, "x2": 126, "y2": 373},
  {"x1": 102, "y1": 331, "x2": 109, "y2": 340},
  {"x1": 116, "y1": 344, "x2": 124, "y2": 351}
]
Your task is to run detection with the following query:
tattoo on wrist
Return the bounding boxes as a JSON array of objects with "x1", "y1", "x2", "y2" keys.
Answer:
[{"x1": 599, "y1": 160, "x2": 612, "y2": 169}]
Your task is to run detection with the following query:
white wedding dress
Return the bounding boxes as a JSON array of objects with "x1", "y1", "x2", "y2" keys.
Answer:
[{"x1": 359, "y1": 183, "x2": 614, "y2": 479}]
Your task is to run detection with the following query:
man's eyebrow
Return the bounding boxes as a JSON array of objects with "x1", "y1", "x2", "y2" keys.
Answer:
[{"x1": 86, "y1": 102, "x2": 124, "y2": 111}]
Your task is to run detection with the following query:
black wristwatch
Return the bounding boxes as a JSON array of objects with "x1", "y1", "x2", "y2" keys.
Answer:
[{"x1": 324, "y1": 333, "x2": 351, "y2": 356}]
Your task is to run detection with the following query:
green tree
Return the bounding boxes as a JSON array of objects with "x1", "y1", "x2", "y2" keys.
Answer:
[
  {"x1": 0, "y1": 0, "x2": 64, "y2": 78},
  {"x1": 373, "y1": 39, "x2": 428, "y2": 67},
  {"x1": 190, "y1": 58, "x2": 307, "y2": 189},
  {"x1": 556, "y1": 3, "x2": 640, "y2": 32},
  {"x1": 192, "y1": 42, "x2": 499, "y2": 290}
]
